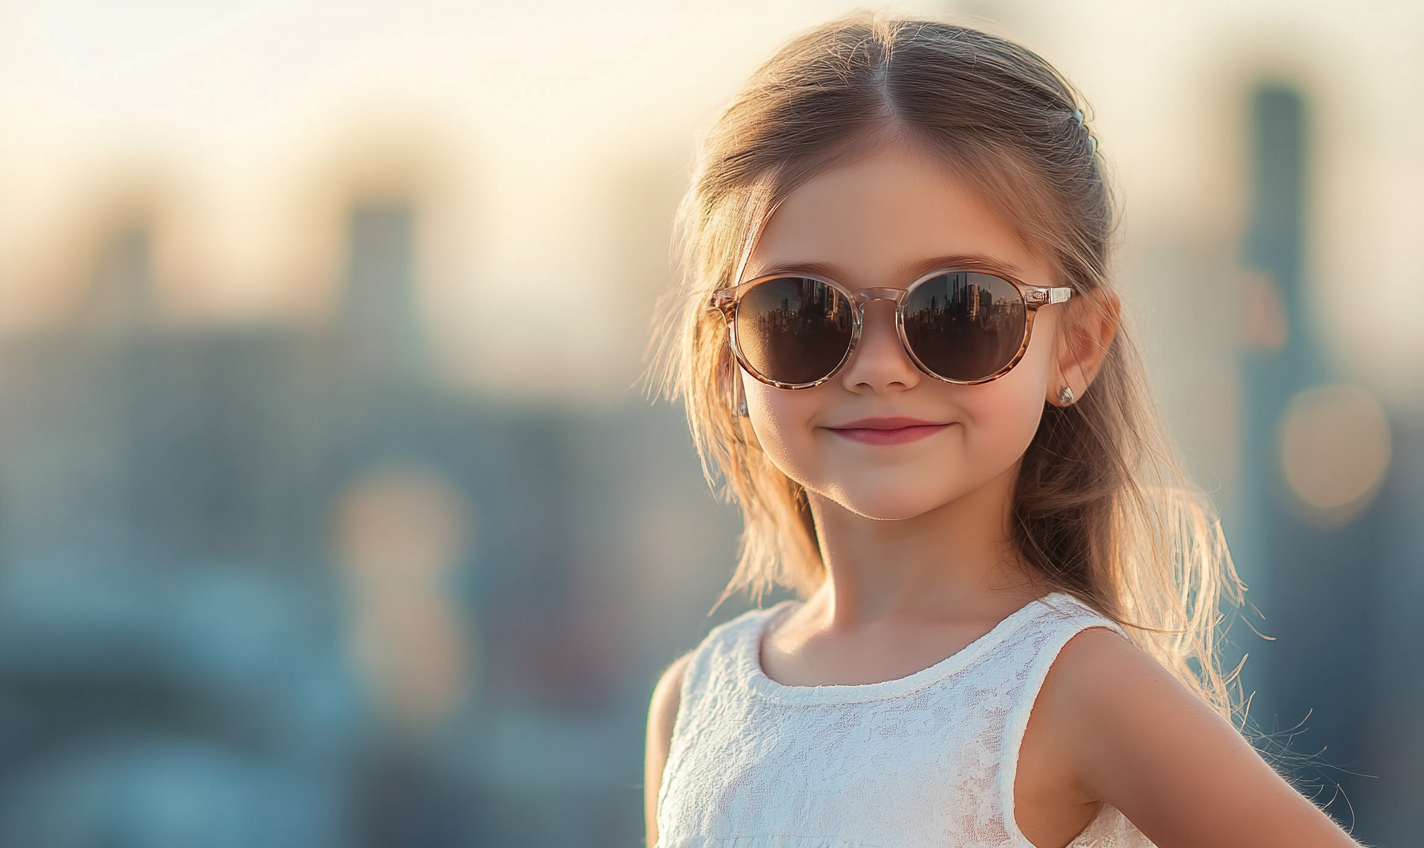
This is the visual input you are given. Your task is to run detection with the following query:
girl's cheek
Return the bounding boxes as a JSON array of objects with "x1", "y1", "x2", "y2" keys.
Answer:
[
  {"x1": 959, "y1": 343, "x2": 1053, "y2": 456},
  {"x1": 744, "y1": 380, "x2": 826, "y2": 482},
  {"x1": 972, "y1": 379, "x2": 1047, "y2": 465},
  {"x1": 740, "y1": 384, "x2": 808, "y2": 469}
]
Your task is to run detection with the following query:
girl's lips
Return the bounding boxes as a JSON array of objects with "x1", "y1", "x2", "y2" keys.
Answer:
[{"x1": 825, "y1": 417, "x2": 951, "y2": 446}]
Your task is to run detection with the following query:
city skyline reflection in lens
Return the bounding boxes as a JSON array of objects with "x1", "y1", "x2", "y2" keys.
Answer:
[
  {"x1": 738, "y1": 277, "x2": 853, "y2": 385},
  {"x1": 903, "y1": 272, "x2": 1024, "y2": 382}
]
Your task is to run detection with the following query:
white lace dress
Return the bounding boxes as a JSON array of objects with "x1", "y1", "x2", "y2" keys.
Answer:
[{"x1": 656, "y1": 592, "x2": 1156, "y2": 848}]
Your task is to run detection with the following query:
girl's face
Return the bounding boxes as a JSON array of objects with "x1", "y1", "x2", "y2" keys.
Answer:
[{"x1": 741, "y1": 143, "x2": 1064, "y2": 521}]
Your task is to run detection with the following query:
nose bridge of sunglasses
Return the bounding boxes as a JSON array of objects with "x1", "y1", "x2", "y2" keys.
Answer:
[{"x1": 853, "y1": 287, "x2": 909, "y2": 307}]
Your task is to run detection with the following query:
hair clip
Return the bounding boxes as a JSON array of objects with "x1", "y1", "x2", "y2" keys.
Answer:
[{"x1": 1069, "y1": 109, "x2": 1097, "y2": 156}]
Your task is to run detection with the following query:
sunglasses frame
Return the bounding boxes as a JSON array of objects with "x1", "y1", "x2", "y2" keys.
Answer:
[{"x1": 709, "y1": 269, "x2": 1074, "y2": 389}]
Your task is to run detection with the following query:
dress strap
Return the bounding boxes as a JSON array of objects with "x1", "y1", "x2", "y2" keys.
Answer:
[{"x1": 997, "y1": 595, "x2": 1129, "y2": 846}]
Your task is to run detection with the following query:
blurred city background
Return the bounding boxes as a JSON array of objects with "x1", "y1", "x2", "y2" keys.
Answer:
[{"x1": 0, "y1": 0, "x2": 1419, "y2": 845}]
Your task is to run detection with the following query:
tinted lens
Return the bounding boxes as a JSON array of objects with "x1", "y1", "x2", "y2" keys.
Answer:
[
  {"x1": 902, "y1": 272, "x2": 1026, "y2": 382},
  {"x1": 735, "y1": 277, "x2": 854, "y2": 385}
]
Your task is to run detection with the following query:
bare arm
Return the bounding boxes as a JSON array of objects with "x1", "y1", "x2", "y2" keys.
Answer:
[
  {"x1": 1040, "y1": 628, "x2": 1360, "y2": 848},
  {"x1": 645, "y1": 652, "x2": 692, "y2": 848}
]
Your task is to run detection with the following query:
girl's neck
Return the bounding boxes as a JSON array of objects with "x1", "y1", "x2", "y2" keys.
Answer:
[{"x1": 804, "y1": 462, "x2": 1043, "y2": 629}]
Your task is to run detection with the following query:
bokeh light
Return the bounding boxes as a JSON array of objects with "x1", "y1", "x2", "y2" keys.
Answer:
[{"x1": 1279, "y1": 383, "x2": 1392, "y2": 526}]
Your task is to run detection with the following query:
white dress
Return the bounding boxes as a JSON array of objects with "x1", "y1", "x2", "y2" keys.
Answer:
[{"x1": 656, "y1": 592, "x2": 1157, "y2": 848}]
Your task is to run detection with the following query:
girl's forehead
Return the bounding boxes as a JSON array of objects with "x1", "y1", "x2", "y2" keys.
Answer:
[{"x1": 745, "y1": 144, "x2": 1052, "y2": 287}]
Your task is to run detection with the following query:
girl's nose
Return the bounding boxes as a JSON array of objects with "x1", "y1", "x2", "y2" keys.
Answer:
[{"x1": 838, "y1": 300, "x2": 921, "y2": 393}]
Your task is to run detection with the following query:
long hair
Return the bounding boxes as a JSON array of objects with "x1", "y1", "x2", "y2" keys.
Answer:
[{"x1": 652, "y1": 14, "x2": 1244, "y2": 718}]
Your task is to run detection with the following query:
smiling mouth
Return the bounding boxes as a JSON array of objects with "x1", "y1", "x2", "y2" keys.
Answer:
[{"x1": 825, "y1": 417, "x2": 951, "y2": 446}]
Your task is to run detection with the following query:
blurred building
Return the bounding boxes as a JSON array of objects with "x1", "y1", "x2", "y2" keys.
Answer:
[{"x1": 0, "y1": 197, "x2": 741, "y2": 847}]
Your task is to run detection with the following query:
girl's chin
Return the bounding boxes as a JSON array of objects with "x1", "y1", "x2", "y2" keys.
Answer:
[
  {"x1": 847, "y1": 505, "x2": 952, "y2": 522},
  {"x1": 816, "y1": 487, "x2": 969, "y2": 522}
]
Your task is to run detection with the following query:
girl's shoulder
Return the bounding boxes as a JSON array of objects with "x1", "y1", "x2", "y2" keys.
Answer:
[{"x1": 1025, "y1": 619, "x2": 1361, "y2": 847}]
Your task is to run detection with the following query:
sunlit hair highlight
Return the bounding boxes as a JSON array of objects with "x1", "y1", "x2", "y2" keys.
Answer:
[{"x1": 651, "y1": 14, "x2": 1245, "y2": 719}]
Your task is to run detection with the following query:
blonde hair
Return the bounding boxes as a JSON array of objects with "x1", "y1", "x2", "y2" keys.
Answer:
[{"x1": 653, "y1": 15, "x2": 1244, "y2": 717}]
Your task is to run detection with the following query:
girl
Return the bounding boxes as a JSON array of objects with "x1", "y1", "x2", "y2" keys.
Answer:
[{"x1": 645, "y1": 15, "x2": 1360, "y2": 848}]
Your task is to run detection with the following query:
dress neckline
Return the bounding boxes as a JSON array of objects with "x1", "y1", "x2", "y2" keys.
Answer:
[{"x1": 741, "y1": 592, "x2": 1077, "y2": 705}]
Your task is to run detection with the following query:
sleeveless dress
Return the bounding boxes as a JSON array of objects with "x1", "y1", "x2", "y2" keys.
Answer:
[{"x1": 656, "y1": 592, "x2": 1156, "y2": 848}]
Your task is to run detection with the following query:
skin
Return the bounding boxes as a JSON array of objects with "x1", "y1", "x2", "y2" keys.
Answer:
[{"x1": 646, "y1": 142, "x2": 1360, "y2": 848}]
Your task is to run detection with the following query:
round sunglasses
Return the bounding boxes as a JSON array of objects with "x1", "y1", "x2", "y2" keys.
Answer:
[{"x1": 709, "y1": 269, "x2": 1073, "y2": 388}]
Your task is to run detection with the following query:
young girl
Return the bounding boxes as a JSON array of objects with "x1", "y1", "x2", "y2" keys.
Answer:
[{"x1": 645, "y1": 15, "x2": 1359, "y2": 848}]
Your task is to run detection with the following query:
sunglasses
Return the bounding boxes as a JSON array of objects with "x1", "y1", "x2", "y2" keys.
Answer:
[{"x1": 710, "y1": 269, "x2": 1073, "y2": 388}]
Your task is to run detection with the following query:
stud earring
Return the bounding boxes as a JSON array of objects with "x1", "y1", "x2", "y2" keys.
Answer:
[{"x1": 1058, "y1": 386, "x2": 1076, "y2": 406}]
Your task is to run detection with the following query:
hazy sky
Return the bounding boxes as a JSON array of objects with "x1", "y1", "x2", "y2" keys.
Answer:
[{"x1": 0, "y1": 0, "x2": 1419, "y2": 401}]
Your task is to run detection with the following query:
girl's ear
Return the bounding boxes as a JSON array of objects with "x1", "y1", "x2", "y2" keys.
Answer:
[{"x1": 1048, "y1": 289, "x2": 1120, "y2": 406}]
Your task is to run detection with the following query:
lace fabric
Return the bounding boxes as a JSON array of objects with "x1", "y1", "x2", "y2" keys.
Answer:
[{"x1": 656, "y1": 593, "x2": 1156, "y2": 848}]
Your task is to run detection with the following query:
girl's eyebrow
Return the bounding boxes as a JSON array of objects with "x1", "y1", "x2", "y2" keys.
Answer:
[
  {"x1": 745, "y1": 253, "x2": 1027, "y2": 284},
  {"x1": 743, "y1": 259, "x2": 843, "y2": 281},
  {"x1": 903, "y1": 254, "x2": 1026, "y2": 281}
]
